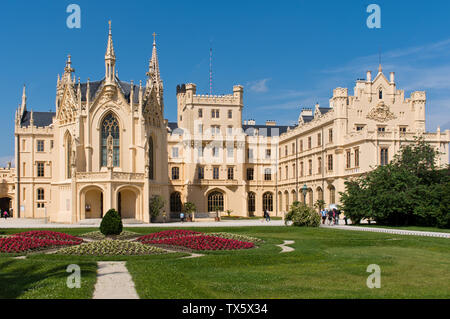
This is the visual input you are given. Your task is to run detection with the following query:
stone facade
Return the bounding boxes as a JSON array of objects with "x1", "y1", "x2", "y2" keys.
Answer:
[{"x1": 0, "y1": 26, "x2": 448, "y2": 223}]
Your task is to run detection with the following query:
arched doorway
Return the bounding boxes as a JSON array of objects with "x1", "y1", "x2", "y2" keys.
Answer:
[
  {"x1": 263, "y1": 192, "x2": 273, "y2": 212},
  {"x1": 84, "y1": 189, "x2": 103, "y2": 219},
  {"x1": 247, "y1": 192, "x2": 255, "y2": 216},
  {"x1": 0, "y1": 197, "x2": 11, "y2": 216},
  {"x1": 118, "y1": 189, "x2": 137, "y2": 219},
  {"x1": 170, "y1": 192, "x2": 182, "y2": 213}
]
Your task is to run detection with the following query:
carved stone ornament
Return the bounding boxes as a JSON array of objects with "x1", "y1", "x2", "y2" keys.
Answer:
[
  {"x1": 107, "y1": 134, "x2": 114, "y2": 168},
  {"x1": 366, "y1": 101, "x2": 397, "y2": 122}
]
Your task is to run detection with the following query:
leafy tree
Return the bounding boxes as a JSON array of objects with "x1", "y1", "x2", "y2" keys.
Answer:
[
  {"x1": 149, "y1": 195, "x2": 165, "y2": 220},
  {"x1": 314, "y1": 199, "x2": 326, "y2": 211},
  {"x1": 184, "y1": 202, "x2": 196, "y2": 218},
  {"x1": 285, "y1": 201, "x2": 321, "y2": 227}
]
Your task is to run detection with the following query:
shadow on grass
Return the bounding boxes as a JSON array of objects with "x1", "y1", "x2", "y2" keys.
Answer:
[{"x1": 0, "y1": 259, "x2": 96, "y2": 299}]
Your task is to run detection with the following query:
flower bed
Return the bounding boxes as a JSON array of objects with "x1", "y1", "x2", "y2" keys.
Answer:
[
  {"x1": 137, "y1": 230, "x2": 202, "y2": 242},
  {"x1": 142, "y1": 235, "x2": 254, "y2": 251},
  {"x1": 207, "y1": 232, "x2": 263, "y2": 243},
  {"x1": 14, "y1": 231, "x2": 83, "y2": 244},
  {"x1": 0, "y1": 236, "x2": 80, "y2": 253},
  {"x1": 81, "y1": 230, "x2": 140, "y2": 241},
  {"x1": 57, "y1": 239, "x2": 167, "y2": 256}
]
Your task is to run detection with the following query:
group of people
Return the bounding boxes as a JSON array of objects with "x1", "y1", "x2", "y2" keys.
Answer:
[
  {"x1": 320, "y1": 208, "x2": 347, "y2": 225},
  {"x1": 2, "y1": 210, "x2": 9, "y2": 219}
]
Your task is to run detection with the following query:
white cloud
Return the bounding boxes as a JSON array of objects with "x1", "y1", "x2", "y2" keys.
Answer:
[
  {"x1": 0, "y1": 155, "x2": 14, "y2": 168},
  {"x1": 247, "y1": 78, "x2": 270, "y2": 93}
]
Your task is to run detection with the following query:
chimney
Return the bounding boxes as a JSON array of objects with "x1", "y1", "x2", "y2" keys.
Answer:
[
  {"x1": 366, "y1": 70, "x2": 372, "y2": 82},
  {"x1": 247, "y1": 119, "x2": 255, "y2": 125},
  {"x1": 390, "y1": 72, "x2": 395, "y2": 83},
  {"x1": 265, "y1": 120, "x2": 276, "y2": 126}
]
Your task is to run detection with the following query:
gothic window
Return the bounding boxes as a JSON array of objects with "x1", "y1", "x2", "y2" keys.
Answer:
[
  {"x1": 149, "y1": 137, "x2": 154, "y2": 180},
  {"x1": 379, "y1": 89, "x2": 383, "y2": 99},
  {"x1": 101, "y1": 113, "x2": 120, "y2": 167},
  {"x1": 66, "y1": 135, "x2": 72, "y2": 179},
  {"x1": 263, "y1": 192, "x2": 273, "y2": 212},
  {"x1": 248, "y1": 192, "x2": 255, "y2": 214},
  {"x1": 208, "y1": 191, "x2": 224, "y2": 212}
]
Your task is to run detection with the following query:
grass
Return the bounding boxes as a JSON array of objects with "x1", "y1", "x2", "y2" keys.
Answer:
[
  {"x1": 0, "y1": 226, "x2": 449, "y2": 298},
  {"x1": 348, "y1": 224, "x2": 450, "y2": 233}
]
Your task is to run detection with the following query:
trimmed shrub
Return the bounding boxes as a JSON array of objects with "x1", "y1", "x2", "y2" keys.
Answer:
[
  {"x1": 285, "y1": 201, "x2": 321, "y2": 227},
  {"x1": 100, "y1": 209, "x2": 123, "y2": 236}
]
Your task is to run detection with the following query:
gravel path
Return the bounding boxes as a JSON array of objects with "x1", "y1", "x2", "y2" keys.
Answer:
[
  {"x1": 321, "y1": 225, "x2": 450, "y2": 238},
  {"x1": 277, "y1": 240, "x2": 295, "y2": 253},
  {"x1": 93, "y1": 262, "x2": 139, "y2": 299}
]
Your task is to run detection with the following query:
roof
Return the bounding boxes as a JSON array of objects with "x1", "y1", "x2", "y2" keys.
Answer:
[
  {"x1": 301, "y1": 115, "x2": 314, "y2": 123},
  {"x1": 318, "y1": 107, "x2": 332, "y2": 115},
  {"x1": 20, "y1": 111, "x2": 55, "y2": 127},
  {"x1": 79, "y1": 77, "x2": 140, "y2": 104}
]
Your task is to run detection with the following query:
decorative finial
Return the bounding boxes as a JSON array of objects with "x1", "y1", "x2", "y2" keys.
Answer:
[
  {"x1": 152, "y1": 32, "x2": 157, "y2": 45},
  {"x1": 109, "y1": 20, "x2": 112, "y2": 33}
]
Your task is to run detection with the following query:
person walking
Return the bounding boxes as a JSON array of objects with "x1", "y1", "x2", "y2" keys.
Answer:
[
  {"x1": 180, "y1": 212, "x2": 185, "y2": 223},
  {"x1": 3, "y1": 211, "x2": 8, "y2": 220},
  {"x1": 321, "y1": 209, "x2": 327, "y2": 224},
  {"x1": 334, "y1": 208, "x2": 340, "y2": 225},
  {"x1": 327, "y1": 209, "x2": 333, "y2": 225},
  {"x1": 265, "y1": 209, "x2": 271, "y2": 222}
]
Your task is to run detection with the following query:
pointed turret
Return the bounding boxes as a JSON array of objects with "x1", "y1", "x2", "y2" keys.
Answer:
[
  {"x1": 146, "y1": 32, "x2": 162, "y2": 88},
  {"x1": 20, "y1": 85, "x2": 27, "y2": 114},
  {"x1": 63, "y1": 55, "x2": 75, "y2": 83},
  {"x1": 105, "y1": 20, "x2": 116, "y2": 84}
]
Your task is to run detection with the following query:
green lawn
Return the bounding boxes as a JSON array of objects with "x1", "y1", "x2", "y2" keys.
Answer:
[{"x1": 1, "y1": 226, "x2": 449, "y2": 299}]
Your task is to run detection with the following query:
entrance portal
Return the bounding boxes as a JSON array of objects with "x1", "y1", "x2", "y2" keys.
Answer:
[
  {"x1": 0, "y1": 197, "x2": 11, "y2": 216},
  {"x1": 85, "y1": 189, "x2": 103, "y2": 218},
  {"x1": 118, "y1": 189, "x2": 136, "y2": 219}
]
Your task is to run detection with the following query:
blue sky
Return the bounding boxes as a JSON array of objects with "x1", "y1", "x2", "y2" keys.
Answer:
[{"x1": 1, "y1": 0, "x2": 450, "y2": 165}]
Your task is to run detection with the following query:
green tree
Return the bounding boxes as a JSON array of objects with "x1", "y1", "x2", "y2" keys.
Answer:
[
  {"x1": 100, "y1": 209, "x2": 123, "y2": 235},
  {"x1": 149, "y1": 195, "x2": 165, "y2": 221},
  {"x1": 314, "y1": 199, "x2": 326, "y2": 211},
  {"x1": 184, "y1": 202, "x2": 196, "y2": 218}
]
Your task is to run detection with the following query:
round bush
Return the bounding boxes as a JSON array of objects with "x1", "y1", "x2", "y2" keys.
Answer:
[
  {"x1": 285, "y1": 202, "x2": 321, "y2": 227},
  {"x1": 100, "y1": 209, "x2": 123, "y2": 236}
]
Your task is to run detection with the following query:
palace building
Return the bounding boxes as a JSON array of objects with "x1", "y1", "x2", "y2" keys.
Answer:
[{"x1": 0, "y1": 24, "x2": 449, "y2": 223}]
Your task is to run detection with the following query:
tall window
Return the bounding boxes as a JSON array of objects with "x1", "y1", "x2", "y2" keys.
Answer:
[
  {"x1": 299, "y1": 140, "x2": 303, "y2": 152},
  {"x1": 247, "y1": 168, "x2": 254, "y2": 181},
  {"x1": 263, "y1": 192, "x2": 273, "y2": 212},
  {"x1": 197, "y1": 166, "x2": 204, "y2": 179},
  {"x1": 148, "y1": 137, "x2": 154, "y2": 180},
  {"x1": 213, "y1": 167, "x2": 219, "y2": 179},
  {"x1": 346, "y1": 150, "x2": 351, "y2": 169},
  {"x1": 37, "y1": 188, "x2": 45, "y2": 208},
  {"x1": 101, "y1": 113, "x2": 120, "y2": 167},
  {"x1": 172, "y1": 147, "x2": 179, "y2": 158},
  {"x1": 318, "y1": 157, "x2": 322, "y2": 174},
  {"x1": 208, "y1": 192, "x2": 224, "y2": 212},
  {"x1": 380, "y1": 148, "x2": 389, "y2": 166},
  {"x1": 264, "y1": 168, "x2": 272, "y2": 181},
  {"x1": 285, "y1": 165, "x2": 288, "y2": 179},
  {"x1": 354, "y1": 148, "x2": 360, "y2": 167},
  {"x1": 327, "y1": 154, "x2": 333, "y2": 171},
  {"x1": 227, "y1": 167, "x2": 234, "y2": 180},
  {"x1": 171, "y1": 167, "x2": 180, "y2": 180},
  {"x1": 248, "y1": 192, "x2": 255, "y2": 214},
  {"x1": 170, "y1": 192, "x2": 182, "y2": 212},
  {"x1": 308, "y1": 159, "x2": 312, "y2": 175},
  {"x1": 228, "y1": 110, "x2": 233, "y2": 119},
  {"x1": 317, "y1": 133, "x2": 322, "y2": 147},
  {"x1": 308, "y1": 137, "x2": 312, "y2": 149},
  {"x1": 329, "y1": 128, "x2": 333, "y2": 143},
  {"x1": 37, "y1": 140, "x2": 44, "y2": 152},
  {"x1": 379, "y1": 89, "x2": 383, "y2": 99},
  {"x1": 66, "y1": 136, "x2": 72, "y2": 178},
  {"x1": 37, "y1": 162, "x2": 44, "y2": 177},
  {"x1": 300, "y1": 161, "x2": 304, "y2": 177},
  {"x1": 198, "y1": 108, "x2": 203, "y2": 118}
]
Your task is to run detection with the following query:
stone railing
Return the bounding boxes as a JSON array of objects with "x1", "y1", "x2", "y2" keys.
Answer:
[{"x1": 75, "y1": 171, "x2": 145, "y2": 181}]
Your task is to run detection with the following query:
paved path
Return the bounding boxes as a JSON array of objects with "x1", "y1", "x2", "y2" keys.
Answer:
[
  {"x1": 277, "y1": 240, "x2": 295, "y2": 253},
  {"x1": 92, "y1": 262, "x2": 139, "y2": 299},
  {"x1": 321, "y1": 225, "x2": 450, "y2": 239}
]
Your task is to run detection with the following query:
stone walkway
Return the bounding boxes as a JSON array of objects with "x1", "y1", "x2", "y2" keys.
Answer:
[
  {"x1": 321, "y1": 225, "x2": 450, "y2": 238},
  {"x1": 277, "y1": 240, "x2": 295, "y2": 253},
  {"x1": 92, "y1": 261, "x2": 139, "y2": 299}
]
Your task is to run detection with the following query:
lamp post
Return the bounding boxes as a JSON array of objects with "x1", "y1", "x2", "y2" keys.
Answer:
[{"x1": 301, "y1": 184, "x2": 308, "y2": 204}]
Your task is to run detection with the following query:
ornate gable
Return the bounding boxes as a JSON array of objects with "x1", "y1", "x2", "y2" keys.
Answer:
[{"x1": 57, "y1": 85, "x2": 78, "y2": 125}]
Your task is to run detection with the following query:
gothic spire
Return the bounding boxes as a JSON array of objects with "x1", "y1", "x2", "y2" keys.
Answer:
[
  {"x1": 105, "y1": 20, "x2": 116, "y2": 83},
  {"x1": 63, "y1": 55, "x2": 75, "y2": 83},
  {"x1": 20, "y1": 84, "x2": 27, "y2": 115},
  {"x1": 146, "y1": 32, "x2": 162, "y2": 87}
]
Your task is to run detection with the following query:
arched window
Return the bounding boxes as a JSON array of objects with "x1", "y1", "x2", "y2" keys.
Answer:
[
  {"x1": 248, "y1": 192, "x2": 255, "y2": 214},
  {"x1": 308, "y1": 189, "x2": 313, "y2": 207},
  {"x1": 263, "y1": 192, "x2": 273, "y2": 212},
  {"x1": 148, "y1": 137, "x2": 154, "y2": 180},
  {"x1": 284, "y1": 191, "x2": 289, "y2": 211},
  {"x1": 379, "y1": 89, "x2": 383, "y2": 99},
  {"x1": 170, "y1": 192, "x2": 182, "y2": 213},
  {"x1": 208, "y1": 191, "x2": 224, "y2": 212},
  {"x1": 101, "y1": 113, "x2": 120, "y2": 167},
  {"x1": 329, "y1": 185, "x2": 336, "y2": 204},
  {"x1": 66, "y1": 134, "x2": 72, "y2": 179},
  {"x1": 317, "y1": 187, "x2": 324, "y2": 201}
]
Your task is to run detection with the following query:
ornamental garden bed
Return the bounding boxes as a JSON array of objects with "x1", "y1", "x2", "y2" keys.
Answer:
[
  {"x1": 0, "y1": 231, "x2": 83, "y2": 254},
  {"x1": 137, "y1": 230, "x2": 258, "y2": 251},
  {"x1": 56, "y1": 239, "x2": 167, "y2": 256},
  {"x1": 80, "y1": 230, "x2": 141, "y2": 241}
]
